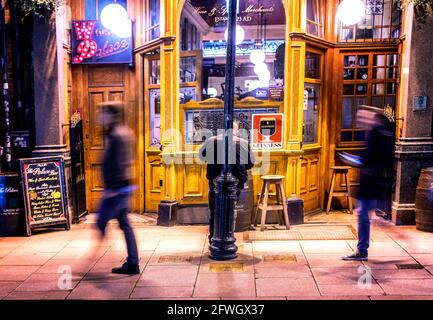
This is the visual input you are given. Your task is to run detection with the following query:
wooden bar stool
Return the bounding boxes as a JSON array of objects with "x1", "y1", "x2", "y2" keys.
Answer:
[
  {"x1": 326, "y1": 166, "x2": 353, "y2": 214},
  {"x1": 254, "y1": 175, "x2": 290, "y2": 231}
]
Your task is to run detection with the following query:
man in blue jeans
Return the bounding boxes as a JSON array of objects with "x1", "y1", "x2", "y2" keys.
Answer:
[
  {"x1": 342, "y1": 107, "x2": 395, "y2": 261},
  {"x1": 96, "y1": 101, "x2": 140, "y2": 274}
]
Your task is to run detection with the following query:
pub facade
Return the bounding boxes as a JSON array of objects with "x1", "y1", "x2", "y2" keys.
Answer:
[{"x1": 24, "y1": 0, "x2": 433, "y2": 225}]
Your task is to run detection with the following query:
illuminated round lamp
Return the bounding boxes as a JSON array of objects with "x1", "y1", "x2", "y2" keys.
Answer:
[
  {"x1": 250, "y1": 49, "x2": 266, "y2": 65},
  {"x1": 207, "y1": 87, "x2": 218, "y2": 98},
  {"x1": 254, "y1": 62, "x2": 268, "y2": 76},
  {"x1": 224, "y1": 25, "x2": 245, "y2": 45},
  {"x1": 259, "y1": 70, "x2": 271, "y2": 88},
  {"x1": 336, "y1": 0, "x2": 366, "y2": 26},
  {"x1": 110, "y1": 19, "x2": 132, "y2": 38},
  {"x1": 100, "y1": 3, "x2": 128, "y2": 31}
]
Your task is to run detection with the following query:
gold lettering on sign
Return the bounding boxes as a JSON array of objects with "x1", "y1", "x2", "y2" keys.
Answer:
[{"x1": 242, "y1": 5, "x2": 275, "y2": 14}]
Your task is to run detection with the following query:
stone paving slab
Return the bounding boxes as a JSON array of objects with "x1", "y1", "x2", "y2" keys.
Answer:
[{"x1": 1, "y1": 212, "x2": 433, "y2": 299}]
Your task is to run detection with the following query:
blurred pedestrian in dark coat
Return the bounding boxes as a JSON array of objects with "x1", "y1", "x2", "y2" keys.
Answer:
[
  {"x1": 95, "y1": 101, "x2": 140, "y2": 274},
  {"x1": 343, "y1": 106, "x2": 395, "y2": 261}
]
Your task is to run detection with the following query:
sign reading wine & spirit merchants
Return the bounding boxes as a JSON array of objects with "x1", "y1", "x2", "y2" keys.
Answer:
[
  {"x1": 19, "y1": 157, "x2": 70, "y2": 235},
  {"x1": 187, "y1": 0, "x2": 285, "y2": 27},
  {"x1": 251, "y1": 113, "x2": 283, "y2": 149}
]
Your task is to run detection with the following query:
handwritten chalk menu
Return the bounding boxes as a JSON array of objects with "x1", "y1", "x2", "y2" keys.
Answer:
[{"x1": 19, "y1": 157, "x2": 70, "y2": 235}]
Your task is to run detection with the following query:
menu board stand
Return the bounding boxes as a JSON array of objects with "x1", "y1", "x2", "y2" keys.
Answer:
[{"x1": 19, "y1": 156, "x2": 70, "y2": 236}]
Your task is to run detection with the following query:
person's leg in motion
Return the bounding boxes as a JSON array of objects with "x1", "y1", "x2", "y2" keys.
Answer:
[
  {"x1": 342, "y1": 198, "x2": 376, "y2": 261},
  {"x1": 111, "y1": 192, "x2": 140, "y2": 274}
]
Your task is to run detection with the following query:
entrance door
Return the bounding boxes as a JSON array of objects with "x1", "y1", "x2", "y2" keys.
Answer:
[
  {"x1": 143, "y1": 54, "x2": 163, "y2": 212},
  {"x1": 82, "y1": 65, "x2": 130, "y2": 212}
]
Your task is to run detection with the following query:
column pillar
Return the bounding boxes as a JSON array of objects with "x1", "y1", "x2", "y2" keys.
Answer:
[
  {"x1": 157, "y1": 0, "x2": 179, "y2": 225},
  {"x1": 31, "y1": 8, "x2": 72, "y2": 217},
  {"x1": 392, "y1": 4, "x2": 433, "y2": 225}
]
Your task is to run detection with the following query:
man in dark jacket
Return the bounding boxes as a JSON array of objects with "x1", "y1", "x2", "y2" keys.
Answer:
[
  {"x1": 96, "y1": 101, "x2": 140, "y2": 274},
  {"x1": 199, "y1": 121, "x2": 255, "y2": 243},
  {"x1": 343, "y1": 107, "x2": 395, "y2": 261}
]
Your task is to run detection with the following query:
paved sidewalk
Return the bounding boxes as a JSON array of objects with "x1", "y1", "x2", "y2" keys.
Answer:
[{"x1": 1, "y1": 212, "x2": 433, "y2": 300}]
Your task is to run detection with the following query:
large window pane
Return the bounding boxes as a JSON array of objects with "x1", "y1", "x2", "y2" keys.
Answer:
[
  {"x1": 180, "y1": 0, "x2": 287, "y2": 142},
  {"x1": 306, "y1": 0, "x2": 324, "y2": 37}
]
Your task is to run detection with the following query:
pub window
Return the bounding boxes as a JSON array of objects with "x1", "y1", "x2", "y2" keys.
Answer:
[
  {"x1": 306, "y1": 0, "x2": 325, "y2": 38},
  {"x1": 303, "y1": 51, "x2": 322, "y2": 145},
  {"x1": 340, "y1": 52, "x2": 399, "y2": 143},
  {"x1": 179, "y1": 0, "x2": 287, "y2": 143},
  {"x1": 145, "y1": 53, "x2": 162, "y2": 148},
  {"x1": 339, "y1": 0, "x2": 402, "y2": 42},
  {"x1": 145, "y1": 0, "x2": 161, "y2": 41}
]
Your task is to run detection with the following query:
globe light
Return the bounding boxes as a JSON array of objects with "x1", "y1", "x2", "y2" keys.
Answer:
[
  {"x1": 207, "y1": 87, "x2": 218, "y2": 97},
  {"x1": 259, "y1": 70, "x2": 271, "y2": 88},
  {"x1": 254, "y1": 62, "x2": 268, "y2": 76},
  {"x1": 337, "y1": 0, "x2": 366, "y2": 26},
  {"x1": 100, "y1": 3, "x2": 129, "y2": 32},
  {"x1": 224, "y1": 25, "x2": 245, "y2": 45},
  {"x1": 250, "y1": 49, "x2": 266, "y2": 65},
  {"x1": 110, "y1": 19, "x2": 132, "y2": 38}
]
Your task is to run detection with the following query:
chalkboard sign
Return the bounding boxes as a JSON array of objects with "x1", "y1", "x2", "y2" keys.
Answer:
[{"x1": 19, "y1": 157, "x2": 70, "y2": 235}]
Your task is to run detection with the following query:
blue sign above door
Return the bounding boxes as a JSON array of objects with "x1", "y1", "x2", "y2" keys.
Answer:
[{"x1": 71, "y1": 20, "x2": 133, "y2": 65}]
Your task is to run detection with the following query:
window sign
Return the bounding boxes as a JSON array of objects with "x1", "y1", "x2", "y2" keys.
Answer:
[{"x1": 251, "y1": 113, "x2": 284, "y2": 149}]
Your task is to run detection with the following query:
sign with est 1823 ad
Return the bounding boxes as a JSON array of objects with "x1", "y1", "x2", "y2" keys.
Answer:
[
  {"x1": 71, "y1": 20, "x2": 133, "y2": 65},
  {"x1": 19, "y1": 157, "x2": 70, "y2": 236}
]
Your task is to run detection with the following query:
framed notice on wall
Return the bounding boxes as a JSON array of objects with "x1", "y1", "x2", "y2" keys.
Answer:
[
  {"x1": 251, "y1": 113, "x2": 284, "y2": 149},
  {"x1": 19, "y1": 157, "x2": 70, "y2": 236}
]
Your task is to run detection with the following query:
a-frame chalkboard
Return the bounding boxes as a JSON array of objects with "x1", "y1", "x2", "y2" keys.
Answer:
[{"x1": 19, "y1": 156, "x2": 70, "y2": 236}]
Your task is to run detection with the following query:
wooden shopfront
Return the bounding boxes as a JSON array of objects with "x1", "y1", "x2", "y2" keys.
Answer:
[{"x1": 68, "y1": 0, "x2": 403, "y2": 217}]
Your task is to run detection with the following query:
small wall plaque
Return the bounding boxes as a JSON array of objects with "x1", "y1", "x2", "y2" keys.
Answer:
[{"x1": 414, "y1": 96, "x2": 428, "y2": 111}]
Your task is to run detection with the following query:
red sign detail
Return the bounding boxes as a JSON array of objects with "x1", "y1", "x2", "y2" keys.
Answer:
[
  {"x1": 251, "y1": 113, "x2": 284, "y2": 149},
  {"x1": 73, "y1": 21, "x2": 97, "y2": 63}
]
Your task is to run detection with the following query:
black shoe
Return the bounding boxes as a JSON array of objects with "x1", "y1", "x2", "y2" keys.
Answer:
[
  {"x1": 112, "y1": 262, "x2": 140, "y2": 275},
  {"x1": 342, "y1": 252, "x2": 368, "y2": 261}
]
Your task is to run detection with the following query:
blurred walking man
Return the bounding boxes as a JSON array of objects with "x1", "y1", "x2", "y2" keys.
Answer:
[
  {"x1": 342, "y1": 106, "x2": 395, "y2": 261},
  {"x1": 96, "y1": 101, "x2": 140, "y2": 274},
  {"x1": 199, "y1": 120, "x2": 255, "y2": 244}
]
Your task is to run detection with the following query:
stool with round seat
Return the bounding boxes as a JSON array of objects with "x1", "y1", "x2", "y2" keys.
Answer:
[
  {"x1": 254, "y1": 175, "x2": 290, "y2": 231},
  {"x1": 326, "y1": 166, "x2": 353, "y2": 214}
]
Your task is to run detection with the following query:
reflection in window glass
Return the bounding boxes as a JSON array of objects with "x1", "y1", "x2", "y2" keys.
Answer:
[
  {"x1": 180, "y1": 56, "x2": 197, "y2": 83},
  {"x1": 149, "y1": 60, "x2": 160, "y2": 85},
  {"x1": 303, "y1": 84, "x2": 320, "y2": 144},
  {"x1": 305, "y1": 52, "x2": 321, "y2": 79},
  {"x1": 149, "y1": 0, "x2": 160, "y2": 40},
  {"x1": 342, "y1": 98, "x2": 353, "y2": 129},
  {"x1": 149, "y1": 89, "x2": 161, "y2": 147}
]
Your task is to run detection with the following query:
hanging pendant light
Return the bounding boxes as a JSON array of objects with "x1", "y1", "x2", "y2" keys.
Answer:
[
  {"x1": 224, "y1": 25, "x2": 245, "y2": 45},
  {"x1": 337, "y1": 0, "x2": 366, "y2": 26},
  {"x1": 250, "y1": 49, "x2": 266, "y2": 65},
  {"x1": 100, "y1": 1, "x2": 131, "y2": 38},
  {"x1": 254, "y1": 62, "x2": 268, "y2": 76}
]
